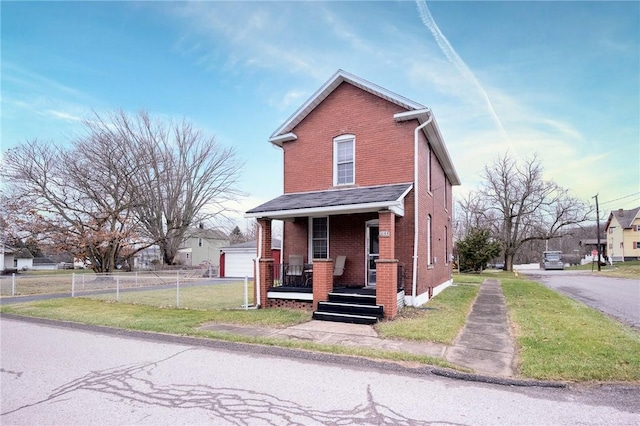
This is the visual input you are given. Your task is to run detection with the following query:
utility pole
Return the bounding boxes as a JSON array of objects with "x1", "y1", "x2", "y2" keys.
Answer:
[{"x1": 593, "y1": 194, "x2": 601, "y2": 272}]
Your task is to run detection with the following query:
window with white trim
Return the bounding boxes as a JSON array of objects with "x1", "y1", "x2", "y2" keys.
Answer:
[
  {"x1": 333, "y1": 135, "x2": 355, "y2": 186},
  {"x1": 310, "y1": 217, "x2": 329, "y2": 259},
  {"x1": 445, "y1": 225, "x2": 449, "y2": 264},
  {"x1": 427, "y1": 146, "x2": 432, "y2": 193},
  {"x1": 427, "y1": 214, "x2": 433, "y2": 266}
]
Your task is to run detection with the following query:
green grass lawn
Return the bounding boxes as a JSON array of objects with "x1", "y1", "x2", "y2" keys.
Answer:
[
  {"x1": 3, "y1": 272, "x2": 639, "y2": 382},
  {"x1": 502, "y1": 277, "x2": 640, "y2": 382},
  {"x1": 377, "y1": 280, "x2": 479, "y2": 344},
  {"x1": 565, "y1": 259, "x2": 640, "y2": 279},
  {"x1": 85, "y1": 282, "x2": 253, "y2": 310}
]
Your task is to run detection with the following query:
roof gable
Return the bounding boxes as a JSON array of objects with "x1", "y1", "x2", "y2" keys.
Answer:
[
  {"x1": 270, "y1": 69, "x2": 425, "y2": 145},
  {"x1": 268, "y1": 69, "x2": 461, "y2": 186},
  {"x1": 606, "y1": 207, "x2": 640, "y2": 230}
]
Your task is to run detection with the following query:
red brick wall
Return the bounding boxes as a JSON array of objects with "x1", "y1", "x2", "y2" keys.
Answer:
[
  {"x1": 282, "y1": 82, "x2": 416, "y2": 193},
  {"x1": 278, "y1": 80, "x2": 454, "y2": 302},
  {"x1": 414, "y1": 133, "x2": 453, "y2": 298}
]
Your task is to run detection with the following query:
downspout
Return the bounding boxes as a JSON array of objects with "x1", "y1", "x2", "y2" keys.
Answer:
[
  {"x1": 255, "y1": 220, "x2": 263, "y2": 308},
  {"x1": 412, "y1": 109, "x2": 433, "y2": 306}
]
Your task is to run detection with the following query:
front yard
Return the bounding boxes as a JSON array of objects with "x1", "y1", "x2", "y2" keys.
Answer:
[{"x1": 2, "y1": 272, "x2": 638, "y2": 382}]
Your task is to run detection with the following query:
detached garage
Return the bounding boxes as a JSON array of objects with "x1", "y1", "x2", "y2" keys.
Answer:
[{"x1": 220, "y1": 239, "x2": 281, "y2": 278}]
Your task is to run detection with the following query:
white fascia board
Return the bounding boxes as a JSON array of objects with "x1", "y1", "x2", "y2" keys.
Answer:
[
  {"x1": 267, "y1": 292, "x2": 314, "y2": 301},
  {"x1": 271, "y1": 70, "x2": 426, "y2": 139},
  {"x1": 393, "y1": 109, "x2": 430, "y2": 122},
  {"x1": 396, "y1": 110, "x2": 461, "y2": 186},
  {"x1": 425, "y1": 123, "x2": 461, "y2": 186},
  {"x1": 269, "y1": 132, "x2": 297, "y2": 147},
  {"x1": 245, "y1": 200, "x2": 406, "y2": 220}
]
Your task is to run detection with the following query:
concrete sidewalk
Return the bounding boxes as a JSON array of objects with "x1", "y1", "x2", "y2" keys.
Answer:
[
  {"x1": 201, "y1": 278, "x2": 516, "y2": 377},
  {"x1": 444, "y1": 278, "x2": 516, "y2": 376}
]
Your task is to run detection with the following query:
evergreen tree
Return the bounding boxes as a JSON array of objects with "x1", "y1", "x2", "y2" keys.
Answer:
[{"x1": 457, "y1": 229, "x2": 501, "y2": 273}]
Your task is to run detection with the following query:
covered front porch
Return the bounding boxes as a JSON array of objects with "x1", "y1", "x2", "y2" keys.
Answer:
[{"x1": 247, "y1": 183, "x2": 412, "y2": 320}]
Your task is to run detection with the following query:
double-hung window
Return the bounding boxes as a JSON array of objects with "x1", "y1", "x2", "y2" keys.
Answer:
[
  {"x1": 334, "y1": 135, "x2": 355, "y2": 186},
  {"x1": 310, "y1": 217, "x2": 329, "y2": 259},
  {"x1": 427, "y1": 214, "x2": 433, "y2": 266}
]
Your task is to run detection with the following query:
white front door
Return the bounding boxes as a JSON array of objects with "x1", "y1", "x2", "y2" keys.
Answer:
[{"x1": 366, "y1": 221, "x2": 379, "y2": 287}]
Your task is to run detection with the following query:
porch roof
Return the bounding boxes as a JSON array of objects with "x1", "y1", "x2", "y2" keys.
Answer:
[{"x1": 245, "y1": 183, "x2": 413, "y2": 220}]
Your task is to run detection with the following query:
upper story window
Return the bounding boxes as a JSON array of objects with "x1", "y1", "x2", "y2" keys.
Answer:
[
  {"x1": 334, "y1": 135, "x2": 355, "y2": 186},
  {"x1": 426, "y1": 145, "x2": 432, "y2": 193},
  {"x1": 198, "y1": 238, "x2": 203, "y2": 247}
]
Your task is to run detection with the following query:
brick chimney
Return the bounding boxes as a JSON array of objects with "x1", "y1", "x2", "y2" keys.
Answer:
[{"x1": 617, "y1": 209, "x2": 624, "y2": 217}]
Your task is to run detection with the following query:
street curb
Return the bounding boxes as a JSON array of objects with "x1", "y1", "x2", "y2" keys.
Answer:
[
  {"x1": 0, "y1": 313, "x2": 566, "y2": 388},
  {"x1": 431, "y1": 367, "x2": 566, "y2": 388}
]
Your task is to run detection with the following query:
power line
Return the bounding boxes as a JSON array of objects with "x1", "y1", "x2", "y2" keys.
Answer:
[{"x1": 599, "y1": 192, "x2": 640, "y2": 206}]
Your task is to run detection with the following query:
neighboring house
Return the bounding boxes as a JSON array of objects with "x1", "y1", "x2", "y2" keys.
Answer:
[
  {"x1": 177, "y1": 226, "x2": 229, "y2": 268},
  {"x1": 14, "y1": 248, "x2": 34, "y2": 270},
  {"x1": 220, "y1": 239, "x2": 281, "y2": 278},
  {"x1": 31, "y1": 257, "x2": 58, "y2": 271},
  {"x1": 1, "y1": 245, "x2": 16, "y2": 273},
  {"x1": 134, "y1": 246, "x2": 163, "y2": 270},
  {"x1": 246, "y1": 70, "x2": 460, "y2": 321},
  {"x1": 605, "y1": 207, "x2": 640, "y2": 262}
]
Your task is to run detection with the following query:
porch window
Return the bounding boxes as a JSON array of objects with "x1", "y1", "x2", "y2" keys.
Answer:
[
  {"x1": 334, "y1": 135, "x2": 355, "y2": 186},
  {"x1": 427, "y1": 214, "x2": 433, "y2": 266},
  {"x1": 310, "y1": 217, "x2": 329, "y2": 259}
]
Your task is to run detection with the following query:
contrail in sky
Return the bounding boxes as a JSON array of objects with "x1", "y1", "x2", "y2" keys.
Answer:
[{"x1": 416, "y1": 0, "x2": 511, "y2": 146}]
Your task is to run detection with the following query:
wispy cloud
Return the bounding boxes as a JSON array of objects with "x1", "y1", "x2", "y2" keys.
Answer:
[{"x1": 416, "y1": 1, "x2": 511, "y2": 148}]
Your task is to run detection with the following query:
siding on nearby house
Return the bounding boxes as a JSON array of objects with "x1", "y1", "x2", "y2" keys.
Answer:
[
  {"x1": 178, "y1": 228, "x2": 229, "y2": 267},
  {"x1": 605, "y1": 207, "x2": 640, "y2": 261},
  {"x1": 220, "y1": 239, "x2": 281, "y2": 278}
]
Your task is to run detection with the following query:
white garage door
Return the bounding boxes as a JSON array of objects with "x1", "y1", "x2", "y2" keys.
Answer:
[{"x1": 224, "y1": 251, "x2": 256, "y2": 278}]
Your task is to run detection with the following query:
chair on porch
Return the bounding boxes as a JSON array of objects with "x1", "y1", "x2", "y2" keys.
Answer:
[
  {"x1": 285, "y1": 254, "x2": 304, "y2": 286},
  {"x1": 333, "y1": 255, "x2": 346, "y2": 277}
]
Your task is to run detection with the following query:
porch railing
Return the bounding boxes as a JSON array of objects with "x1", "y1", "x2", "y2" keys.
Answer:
[{"x1": 272, "y1": 263, "x2": 313, "y2": 289}]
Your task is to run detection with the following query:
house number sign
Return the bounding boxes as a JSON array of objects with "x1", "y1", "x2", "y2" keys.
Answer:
[{"x1": 379, "y1": 230, "x2": 391, "y2": 237}]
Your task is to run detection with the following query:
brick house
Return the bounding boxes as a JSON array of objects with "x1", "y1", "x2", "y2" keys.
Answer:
[{"x1": 246, "y1": 70, "x2": 460, "y2": 322}]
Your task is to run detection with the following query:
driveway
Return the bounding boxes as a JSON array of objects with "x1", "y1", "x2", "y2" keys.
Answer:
[{"x1": 522, "y1": 270, "x2": 640, "y2": 331}]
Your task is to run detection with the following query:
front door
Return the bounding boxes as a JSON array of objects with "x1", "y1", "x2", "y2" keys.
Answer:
[{"x1": 366, "y1": 221, "x2": 379, "y2": 287}]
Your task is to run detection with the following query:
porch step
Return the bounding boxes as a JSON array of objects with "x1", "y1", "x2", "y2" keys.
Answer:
[
  {"x1": 327, "y1": 292, "x2": 377, "y2": 305},
  {"x1": 316, "y1": 301, "x2": 384, "y2": 317},
  {"x1": 313, "y1": 293, "x2": 384, "y2": 324},
  {"x1": 312, "y1": 311, "x2": 379, "y2": 325}
]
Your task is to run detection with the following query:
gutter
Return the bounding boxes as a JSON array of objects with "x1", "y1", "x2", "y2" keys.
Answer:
[
  {"x1": 411, "y1": 109, "x2": 433, "y2": 306},
  {"x1": 255, "y1": 221, "x2": 263, "y2": 308}
]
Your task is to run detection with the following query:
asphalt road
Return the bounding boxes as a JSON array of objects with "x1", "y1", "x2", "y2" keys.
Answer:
[
  {"x1": 522, "y1": 270, "x2": 640, "y2": 331},
  {"x1": 1, "y1": 317, "x2": 639, "y2": 425}
]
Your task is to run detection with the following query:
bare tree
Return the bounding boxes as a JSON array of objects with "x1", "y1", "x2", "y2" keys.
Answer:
[
  {"x1": 459, "y1": 153, "x2": 591, "y2": 271},
  {"x1": 1, "y1": 138, "x2": 148, "y2": 272},
  {"x1": 2, "y1": 110, "x2": 242, "y2": 270},
  {"x1": 89, "y1": 111, "x2": 243, "y2": 265}
]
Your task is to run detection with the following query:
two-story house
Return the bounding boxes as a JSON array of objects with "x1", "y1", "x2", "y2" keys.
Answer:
[
  {"x1": 246, "y1": 70, "x2": 460, "y2": 322},
  {"x1": 176, "y1": 225, "x2": 228, "y2": 270},
  {"x1": 605, "y1": 207, "x2": 640, "y2": 262}
]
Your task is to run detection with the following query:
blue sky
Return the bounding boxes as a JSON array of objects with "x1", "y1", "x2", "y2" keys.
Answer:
[{"x1": 2, "y1": 0, "x2": 639, "y2": 227}]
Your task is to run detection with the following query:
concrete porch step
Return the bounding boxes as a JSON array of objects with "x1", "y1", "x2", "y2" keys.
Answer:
[
  {"x1": 312, "y1": 311, "x2": 379, "y2": 325},
  {"x1": 317, "y1": 301, "x2": 384, "y2": 317}
]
